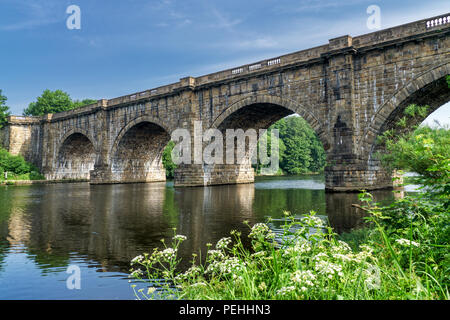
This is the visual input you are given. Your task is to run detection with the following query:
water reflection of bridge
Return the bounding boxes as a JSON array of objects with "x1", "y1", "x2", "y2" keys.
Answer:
[{"x1": 0, "y1": 182, "x2": 395, "y2": 273}]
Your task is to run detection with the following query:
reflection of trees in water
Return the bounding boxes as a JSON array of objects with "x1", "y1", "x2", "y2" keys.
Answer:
[
  {"x1": 173, "y1": 183, "x2": 256, "y2": 269},
  {"x1": 0, "y1": 186, "x2": 34, "y2": 272},
  {"x1": 0, "y1": 183, "x2": 174, "y2": 273},
  {"x1": 326, "y1": 190, "x2": 395, "y2": 234},
  {"x1": 253, "y1": 188, "x2": 325, "y2": 218},
  {"x1": 0, "y1": 181, "x2": 398, "y2": 276}
]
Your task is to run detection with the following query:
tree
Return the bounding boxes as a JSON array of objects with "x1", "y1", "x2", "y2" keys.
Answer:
[
  {"x1": 271, "y1": 116, "x2": 326, "y2": 175},
  {"x1": 378, "y1": 104, "x2": 450, "y2": 206},
  {"x1": 162, "y1": 141, "x2": 177, "y2": 179},
  {"x1": 72, "y1": 99, "x2": 97, "y2": 108},
  {"x1": 23, "y1": 89, "x2": 97, "y2": 116},
  {"x1": 0, "y1": 89, "x2": 10, "y2": 129}
]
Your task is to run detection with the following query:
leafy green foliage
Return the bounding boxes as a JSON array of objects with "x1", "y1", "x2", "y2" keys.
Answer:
[
  {"x1": 23, "y1": 89, "x2": 97, "y2": 116},
  {"x1": 0, "y1": 89, "x2": 10, "y2": 129},
  {"x1": 358, "y1": 190, "x2": 449, "y2": 297},
  {"x1": 271, "y1": 116, "x2": 326, "y2": 174},
  {"x1": 378, "y1": 104, "x2": 449, "y2": 206},
  {"x1": 0, "y1": 147, "x2": 44, "y2": 180},
  {"x1": 254, "y1": 128, "x2": 286, "y2": 175},
  {"x1": 162, "y1": 141, "x2": 177, "y2": 179}
]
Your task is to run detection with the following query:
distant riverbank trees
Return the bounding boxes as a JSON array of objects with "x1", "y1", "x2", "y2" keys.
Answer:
[
  {"x1": 0, "y1": 90, "x2": 10, "y2": 129},
  {"x1": 263, "y1": 116, "x2": 326, "y2": 175}
]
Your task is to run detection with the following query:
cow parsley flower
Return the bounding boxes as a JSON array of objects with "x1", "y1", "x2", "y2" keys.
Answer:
[
  {"x1": 131, "y1": 255, "x2": 144, "y2": 265},
  {"x1": 276, "y1": 286, "x2": 296, "y2": 296},
  {"x1": 216, "y1": 237, "x2": 232, "y2": 250},
  {"x1": 395, "y1": 238, "x2": 420, "y2": 247},
  {"x1": 173, "y1": 235, "x2": 187, "y2": 242}
]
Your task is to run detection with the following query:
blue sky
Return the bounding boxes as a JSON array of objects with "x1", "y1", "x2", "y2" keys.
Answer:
[{"x1": 0, "y1": 0, "x2": 449, "y2": 124}]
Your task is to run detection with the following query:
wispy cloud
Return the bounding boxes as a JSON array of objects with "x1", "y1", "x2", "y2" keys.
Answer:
[
  {"x1": 208, "y1": 7, "x2": 242, "y2": 30},
  {"x1": 274, "y1": 0, "x2": 370, "y2": 14},
  {"x1": 0, "y1": 0, "x2": 63, "y2": 31}
]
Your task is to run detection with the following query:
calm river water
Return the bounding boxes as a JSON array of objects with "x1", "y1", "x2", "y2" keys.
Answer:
[{"x1": 0, "y1": 175, "x2": 397, "y2": 299}]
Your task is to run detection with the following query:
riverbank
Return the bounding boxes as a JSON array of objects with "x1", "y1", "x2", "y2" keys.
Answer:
[
  {"x1": 255, "y1": 171, "x2": 323, "y2": 177},
  {"x1": 0, "y1": 178, "x2": 88, "y2": 185},
  {"x1": 131, "y1": 189, "x2": 449, "y2": 300}
]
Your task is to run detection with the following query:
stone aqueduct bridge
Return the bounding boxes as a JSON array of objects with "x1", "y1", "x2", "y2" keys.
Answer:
[{"x1": 1, "y1": 14, "x2": 449, "y2": 191}]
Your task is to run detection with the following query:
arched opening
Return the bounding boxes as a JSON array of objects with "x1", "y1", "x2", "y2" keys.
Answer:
[
  {"x1": 367, "y1": 73, "x2": 450, "y2": 186},
  {"x1": 376, "y1": 75, "x2": 449, "y2": 136},
  {"x1": 111, "y1": 122, "x2": 170, "y2": 183},
  {"x1": 54, "y1": 133, "x2": 96, "y2": 180},
  {"x1": 204, "y1": 102, "x2": 327, "y2": 185}
]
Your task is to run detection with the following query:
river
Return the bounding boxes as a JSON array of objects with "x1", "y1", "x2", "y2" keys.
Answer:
[{"x1": 0, "y1": 175, "x2": 398, "y2": 299}]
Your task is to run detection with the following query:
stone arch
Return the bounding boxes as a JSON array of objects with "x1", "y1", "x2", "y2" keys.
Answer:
[
  {"x1": 109, "y1": 115, "x2": 171, "y2": 183},
  {"x1": 210, "y1": 94, "x2": 329, "y2": 150},
  {"x1": 362, "y1": 62, "x2": 450, "y2": 153},
  {"x1": 194, "y1": 94, "x2": 330, "y2": 186},
  {"x1": 111, "y1": 115, "x2": 171, "y2": 156},
  {"x1": 53, "y1": 131, "x2": 97, "y2": 180},
  {"x1": 57, "y1": 128, "x2": 98, "y2": 154}
]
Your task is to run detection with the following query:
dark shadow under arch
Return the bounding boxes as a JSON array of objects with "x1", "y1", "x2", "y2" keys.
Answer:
[
  {"x1": 53, "y1": 132, "x2": 96, "y2": 180},
  {"x1": 110, "y1": 121, "x2": 171, "y2": 183}
]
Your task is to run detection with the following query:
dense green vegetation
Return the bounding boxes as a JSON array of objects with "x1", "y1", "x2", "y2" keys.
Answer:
[
  {"x1": 270, "y1": 116, "x2": 326, "y2": 174},
  {"x1": 23, "y1": 89, "x2": 96, "y2": 116},
  {"x1": 377, "y1": 104, "x2": 450, "y2": 207},
  {"x1": 0, "y1": 90, "x2": 10, "y2": 129},
  {"x1": 0, "y1": 148, "x2": 44, "y2": 181},
  {"x1": 131, "y1": 102, "x2": 449, "y2": 300},
  {"x1": 162, "y1": 141, "x2": 177, "y2": 179}
]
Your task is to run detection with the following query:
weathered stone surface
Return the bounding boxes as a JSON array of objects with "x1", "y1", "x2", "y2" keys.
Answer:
[{"x1": 1, "y1": 14, "x2": 449, "y2": 191}]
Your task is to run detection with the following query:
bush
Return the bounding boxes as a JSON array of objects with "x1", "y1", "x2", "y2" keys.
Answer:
[{"x1": 0, "y1": 147, "x2": 43, "y2": 180}]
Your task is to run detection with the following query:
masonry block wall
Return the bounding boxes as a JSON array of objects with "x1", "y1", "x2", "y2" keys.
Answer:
[{"x1": 1, "y1": 14, "x2": 449, "y2": 191}]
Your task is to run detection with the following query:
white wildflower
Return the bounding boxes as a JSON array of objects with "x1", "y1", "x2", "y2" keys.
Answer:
[
  {"x1": 207, "y1": 249, "x2": 225, "y2": 261},
  {"x1": 395, "y1": 238, "x2": 420, "y2": 247},
  {"x1": 332, "y1": 253, "x2": 353, "y2": 262},
  {"x1": 300, "y1": 215, "x2": 324, "y2": 227},
  {"x1": 173, "y1": 234, "x2": 187, "y2": 242},
  {"x1": 315, "y1": 260, "x2": 343, "y2": 278},
  {"x1": 283, "y1": 239, "x2": 311, "y2": 257},
  {"x1": 191, "y1": 282, "x2": 207, "y2": 288},
  {"x1": 131, "y1": 255, "x2": 144, "y2": 265},
  {"x1": 249, "y1": 223, "x2": 276, "y2": 240},
  {"x1": 336, "y1": 240, "x2": 352, "y2": 253},
  {"x1": 158, "y1": 248, "x2": 177, "y2": 260},
  {"x1": 131, "y1": 269, "x2": 143, "y2": 277},
  {"x1": 205, "y1": 257, "x2": 245, "y2": 276},
  {"x1": 291, "y1": 270, "x2": 316, "y2": 287},
  {"x1": 276, "y1": 286, "x2": 296, "y2": 296},
  {"x1": 216, "y1": 237, "x2": 232, "y2": 250}
]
